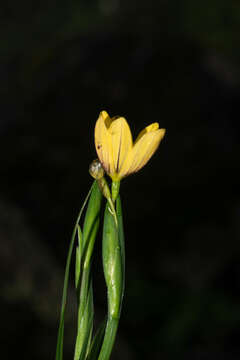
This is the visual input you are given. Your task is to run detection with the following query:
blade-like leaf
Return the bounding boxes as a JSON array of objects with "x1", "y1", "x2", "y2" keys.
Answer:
[
  {"x1": 74, "y1": 181, "x2": 102, "y2": 360},
  {"x1": 97, "y1": 317, "x2": 119, "y2": 360},
  {"x1": 74, "y1": 282, "x2": 94, "y2": 360},
  {"x1": 75, "y1": 226, "x2": 83, "y2": 290},
  {"x1": 116, "y1": 195, "x2": 125, "y2": 304},
  {"x1": 55, "y1": 181, "x2": 96, "y2": 360},
  {"x1": 102, "y1": 203, "x2": 123, "y2": 319},
  {"x1": 86, "y1": 319, "x2": 107, "y2": 360},
  {"x1": 98, "y1": 201, "x2": 124, "y2": 360}
]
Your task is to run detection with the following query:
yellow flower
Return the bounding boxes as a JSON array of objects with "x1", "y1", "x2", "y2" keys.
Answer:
[{"x1": 95, "y1": 110, "x2": 166, "y2": 181}]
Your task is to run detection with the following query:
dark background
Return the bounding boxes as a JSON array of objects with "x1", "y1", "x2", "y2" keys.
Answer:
[{"x1": 0, "y1": 1, "x2": 240, "y2": 359}]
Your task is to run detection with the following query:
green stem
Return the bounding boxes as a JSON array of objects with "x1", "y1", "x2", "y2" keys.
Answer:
[{"x1": 111, "y1": 180, "x2": 120, "y2": 203}]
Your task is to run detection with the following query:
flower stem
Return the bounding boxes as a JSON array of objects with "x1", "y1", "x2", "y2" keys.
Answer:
[{"x1": 112, "y1": 180, "x2": 120, "y2": 202}]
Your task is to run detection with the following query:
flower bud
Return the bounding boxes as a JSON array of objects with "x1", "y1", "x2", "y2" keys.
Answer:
[{"x1": 89, "y1": 159, "x2": 105, "y2": 179}]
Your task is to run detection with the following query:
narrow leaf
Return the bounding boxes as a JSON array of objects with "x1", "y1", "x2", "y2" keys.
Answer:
[
  {"x1": 86, "y1": 319, "x2": 107, "y2": 360},
  {"x1": 97, "y1": 317, "x2": 119, "y2": 360},
  {"x1": 75, "y1": 226, "x2": 83, "y2": 290},
  {"x1": 116, "y1": 195, "x2": 125, "y2": 304},
  {"x1": 98, "y1": 202, "x2": 123, "y2": 360},
  {"x1": 74, "y1": 181, "x2": 102, "y2": 360},
  {"x1": 74, "y1": 283, "x2": 94, "y2": 360},
  {"x1": 55, "y1": 181, "x2": 96, "y2": 360}
]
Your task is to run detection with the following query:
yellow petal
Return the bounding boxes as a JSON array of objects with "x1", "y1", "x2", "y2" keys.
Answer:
[
  {"x1": 95, "y1": 111, "x2": 114, "y2": 174},
  {"x1": 101, "y1": 110, "x2": 112, "y2": 128},
  {"x1": 122, "y1": 124, "x2": 165, "y2": 176},
  {"x1": 135, "y1": 122, "x2": 160, "y2": 143},
  {"x1": 108, "y1": 117, "x2": 133, "y2": 176}
]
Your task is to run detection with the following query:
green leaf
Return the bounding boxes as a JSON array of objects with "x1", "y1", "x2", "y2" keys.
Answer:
[
  {"x1": 75, "y1": 226, "x2": 83, "y2": 290},
  {"x1": 75, "y1": 246, "x2": 80, "y2": 290},
  {"x1": 97, "y1": 317, "x2": 119, "y2": 360},
  {"x1": 102, "y1": 202, "x2": 123, "y2": 319},
  {"x1": 82, "y1": 180, "x2": 103, "y2": 268},
  {"x1": 98, "y1": 198, "x2": 125, "y2": 360},
  {"x1": 74, "y1": 282, "x2": 94, "y2": 360},
  {"x1": 86, "y1": 319, "x2": 107, "y2": 360},
  {"x1": 55, "y1": 181, "x2": 96, "y2": 360},
  {"x1": 116, "y1": 195, "x2": 125, "y2": 304},
  {"x1": 74, "y1": 181, "x2": 102, "y2": 360}
]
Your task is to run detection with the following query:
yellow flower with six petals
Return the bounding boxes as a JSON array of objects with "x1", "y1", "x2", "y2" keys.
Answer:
[{"x1": 95, "y1": 110, "x2": 165, "y2": 181}]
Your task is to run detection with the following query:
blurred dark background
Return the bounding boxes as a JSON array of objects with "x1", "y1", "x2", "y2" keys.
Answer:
[{"x1": 0, "y1": 1, "x2": 240, "y2": 359}]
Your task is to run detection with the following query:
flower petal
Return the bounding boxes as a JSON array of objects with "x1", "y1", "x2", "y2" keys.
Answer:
[
  {"x1": 95, "y1": 111, "x2": 114, "y2": 174},
  {"x1": 135, "y1": 122, "x2": 160, "y2": 143},
  {"x1": 122, "y1": 124, "x2": 165, "y2": 176},
  {"x1": 108, "y1": 117, "x2": 133, "y2": 176}
]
